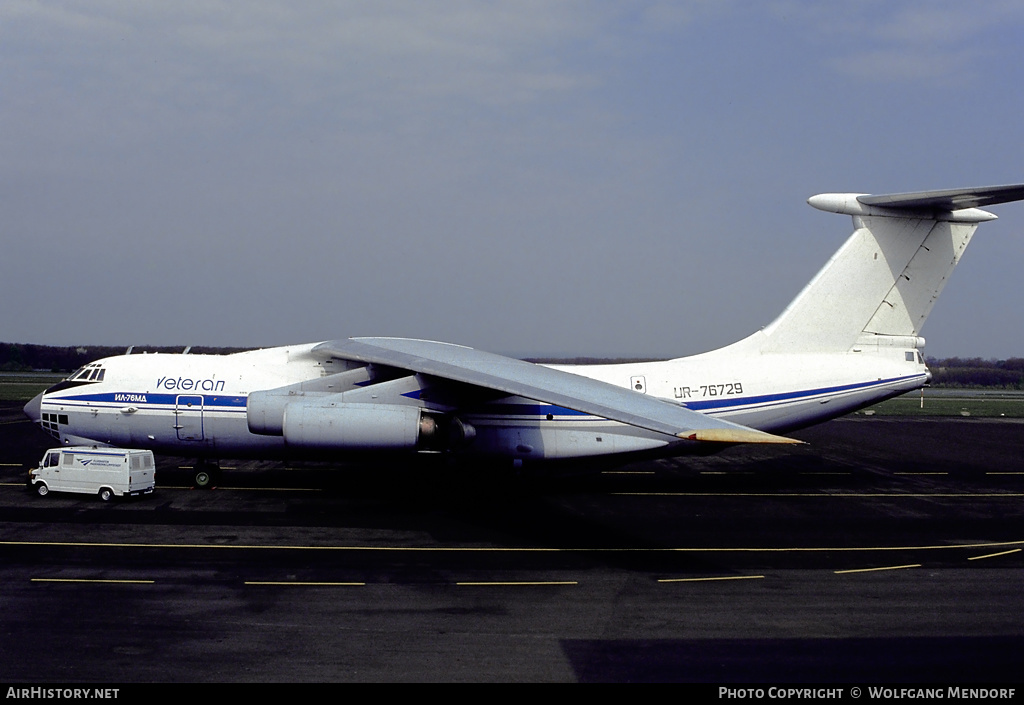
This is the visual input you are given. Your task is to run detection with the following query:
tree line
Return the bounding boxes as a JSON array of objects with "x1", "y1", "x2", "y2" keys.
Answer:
[
  {"x1": 927, "y1": 357, "x2": 1024, "y2": 388},
  {"x1": 0, "y1": 343, "x2": 249, "y2": 373}
]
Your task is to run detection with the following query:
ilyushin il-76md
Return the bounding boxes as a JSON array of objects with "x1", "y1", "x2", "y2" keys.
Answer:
[{"x1": 24, "y1": 184, "x2": 1024, "y2": 487}]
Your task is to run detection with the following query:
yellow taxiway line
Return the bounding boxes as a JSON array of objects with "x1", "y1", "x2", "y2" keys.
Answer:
[
  {"x1": 968, "y1": 548, "x2": 1022, "y2": 561},
  {"x1": 834, "y1": 564, "x2": 921, "y2": 574},
  {"x1": 658, "y1": 575, "x2": 765, "y2": 583}
]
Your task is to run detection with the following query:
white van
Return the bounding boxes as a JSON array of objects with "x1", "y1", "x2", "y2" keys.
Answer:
[{"x1": 29, "y1": 447, "x2": 156, "y2": 501}]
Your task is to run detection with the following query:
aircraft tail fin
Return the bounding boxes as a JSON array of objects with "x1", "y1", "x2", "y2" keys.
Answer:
[{"x1": 753, "y1": 184, "x2": 1024, "y2": 354}]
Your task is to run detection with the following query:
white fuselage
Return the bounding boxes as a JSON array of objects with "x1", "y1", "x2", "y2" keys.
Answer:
[{"x1": 32, "y1": 338, "x2": 928, "y2": 463}]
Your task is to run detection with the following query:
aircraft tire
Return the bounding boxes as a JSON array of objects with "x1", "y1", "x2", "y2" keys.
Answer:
[{"x1": 192, "y1": 462, "x2": 220, "y2": 489}]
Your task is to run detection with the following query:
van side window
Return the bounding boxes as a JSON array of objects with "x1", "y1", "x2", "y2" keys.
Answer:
[
  {"x1": 62, "y1": 453, "x2": 75, "y2": 467},
  {"x1": 45, "y1": 452, "x2": 59, "y2": 467}
]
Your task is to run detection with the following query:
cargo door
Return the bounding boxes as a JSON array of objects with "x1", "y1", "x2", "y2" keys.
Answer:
[
  {"x1": 129, "y1": 453, "x2": 155, "y2": 492},
  {"x1": 175, "y1": 395, "x2": 205, "y2": 441}
]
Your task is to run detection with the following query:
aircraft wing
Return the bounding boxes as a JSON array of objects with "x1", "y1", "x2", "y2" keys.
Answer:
[{"x1": 312, "y1": 337, "x2": 800, "y2": 444}]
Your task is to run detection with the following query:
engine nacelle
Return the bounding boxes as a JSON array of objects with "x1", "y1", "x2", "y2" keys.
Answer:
[
  {"x1": 247, "y1": 390, "x2": 313, "y2": 436},
  {"x1": 247, "y1": 366, "x2": 392, "y2": 436},
  {"x1": 281, "y1": 401, "x2": 434, "y2": 450}
]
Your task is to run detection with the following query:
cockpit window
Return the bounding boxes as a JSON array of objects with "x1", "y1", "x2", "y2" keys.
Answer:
[
  {"x1": 67, "y1": 364, "x2": 106, "y2": 383},
  {"x1": 44, "y1": 364, "x2": 109, "y2": 397}
]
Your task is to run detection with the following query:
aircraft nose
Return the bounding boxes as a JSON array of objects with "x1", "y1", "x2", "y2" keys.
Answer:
[{"x1": 24, "y1": 391, "x2": 43, "y2": 423}]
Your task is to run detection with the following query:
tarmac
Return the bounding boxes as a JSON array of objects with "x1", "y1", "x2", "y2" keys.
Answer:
[{"x1": 1, "y1": 402, "x2": 1023, "y2": 682}]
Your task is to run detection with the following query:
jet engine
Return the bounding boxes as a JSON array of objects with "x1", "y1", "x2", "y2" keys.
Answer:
[
  {"x1": 280, "y1": 400, "x2": 435, "y2": 450},
  {"x1": 247, "y1": 390, "x2": 475, "y2": 451}
]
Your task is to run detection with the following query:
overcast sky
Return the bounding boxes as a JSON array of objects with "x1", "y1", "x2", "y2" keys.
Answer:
[{"x1": 3, "y1": 1, "x2": 1024, "y2": 358}]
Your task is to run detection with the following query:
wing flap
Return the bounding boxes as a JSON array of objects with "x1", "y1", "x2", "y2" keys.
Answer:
[{"x1": 313, "y1": 337, "x2": 800, "y2": 444}]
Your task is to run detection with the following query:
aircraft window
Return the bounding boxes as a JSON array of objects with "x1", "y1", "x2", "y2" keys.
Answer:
[
  {"x1": 66, "y1": 366, "x2": 105, "y2": 382},
  {"x1": 905, "y1": 352, "x2": 915, "y2": 362},
  {"x1": 918, "y1": 352, "x2": 924, "y2": 364},
  {"x1": 59, "y1": 414, "x2": 68, "y2": 425}
]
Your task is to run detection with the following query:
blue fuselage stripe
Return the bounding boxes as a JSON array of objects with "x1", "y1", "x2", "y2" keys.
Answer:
[
  {"x1": 46, "y1": 373, "x2": 922, "y2": 420},
  {"x1": 679, "y1": 374, "x2": 924, "y2": 412},
  {"x1": 49, "y1": 392, "x2": 248, "y2": 408}
]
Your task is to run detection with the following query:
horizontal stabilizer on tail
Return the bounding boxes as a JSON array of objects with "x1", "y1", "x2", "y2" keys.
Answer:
[
  {"x1": 809, "y1": 184, "x2": 1024, "y2": 222},
  {"x1": 858, "y1": 183, "x2": 1024, "y2": 211}
]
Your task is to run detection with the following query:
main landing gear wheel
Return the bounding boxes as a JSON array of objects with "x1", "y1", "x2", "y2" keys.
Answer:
[{"x1": 192, "y1": 461, "x2": 221, "y2": 489}]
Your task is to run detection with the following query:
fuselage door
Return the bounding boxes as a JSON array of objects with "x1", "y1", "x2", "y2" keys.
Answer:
[{"x1": 174, "y1": 395, "x2": 205, "y2": 441}]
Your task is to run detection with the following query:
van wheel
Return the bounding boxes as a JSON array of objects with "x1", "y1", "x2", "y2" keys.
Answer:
[
  {"x1": 98, "y1": 487, "x2": 114, "y2": 502},
  {"x1": 35, "y1": 483, "x2": 49, "y2": 497}
]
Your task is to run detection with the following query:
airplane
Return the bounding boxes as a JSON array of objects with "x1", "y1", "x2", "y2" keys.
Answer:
[{"x1": 24, "y1": 183, "x2": 1024, "y2": 487}]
